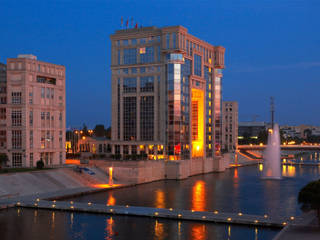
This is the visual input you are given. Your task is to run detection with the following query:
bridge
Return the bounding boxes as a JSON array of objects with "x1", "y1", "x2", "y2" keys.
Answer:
[{"x1": 237, "y1": 144, "x2": 320, "y2": 161}]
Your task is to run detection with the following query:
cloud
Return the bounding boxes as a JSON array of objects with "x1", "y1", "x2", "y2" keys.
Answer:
[{"x1": 230, "y1": 62, "x2": 320, "y2": 73}]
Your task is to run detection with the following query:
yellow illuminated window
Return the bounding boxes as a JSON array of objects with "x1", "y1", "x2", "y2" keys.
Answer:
[
  {"x1": 208, "y1": 84, "x2": 211, "y2": 90},
  {"x1": 209, "y1": 135, "x2": 211, "y2": 141},
  {"x1": 209, "y1": 118, "x2": 211, "y2": 124},
  {"x1": 209, "y1": 101, "x2": 211, "y2": 107},
  {"x1": 139, "y1": 48, "x2": 146, "y2": 54},
  {"x1": 208, "y1": 93, "x2": 211, "y2": 98},
  {"x1": 209, "y1": 127, "x2": 211, "y2": 132},
  {"x1": 209, "y1": 58, "x2": 212, "y2": 64},
  {"x1": 209, "y1": 67, "x2": 211, "y2": 73},
  {"x1": 209, "y1": 144, "x2": 212, "y2": 149},
  {"x1": 209, "y1": 110, "x2": 211, "y2": 115}
]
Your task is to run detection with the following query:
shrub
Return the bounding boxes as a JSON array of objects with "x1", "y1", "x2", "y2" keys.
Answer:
[{"x1": 36, "y1": 160, "x2": 44, "y2": 169}]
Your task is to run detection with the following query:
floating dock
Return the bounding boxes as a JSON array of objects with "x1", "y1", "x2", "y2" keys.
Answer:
[{"x1": 15, "y1": 199, "x2": 297, "y2": 228}]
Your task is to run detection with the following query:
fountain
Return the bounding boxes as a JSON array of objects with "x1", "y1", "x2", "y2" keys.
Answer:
[{"x1": 262, "y1": 123, "x2": 282, "y2": 179}]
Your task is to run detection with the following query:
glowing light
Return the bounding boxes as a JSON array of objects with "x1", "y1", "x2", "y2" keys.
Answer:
[
  {"x1": 264, "y1": 214, "x2": 268, "y2": 218},
  {"x1": 126, "y1": 205, "x2": 129, "y2": 208},
  {"x1": 202, "y1": 216, "x2": 206, "y2": 219},
  {"x1": 214, "y1": 210, "x2": 219, "y2": 214},
  {"x1": 259, "y1": 164, "x2": 263, "y2": 172},
  {"x1": 254, "y1": 220, "x2": 258, "y2": 224},
  {"x1": 109, "y1": 167, "x2": 113, "y2": 186},
  {"x1": 36, "y1": 198, "x2": 40, "y2": 202},
  {"x1": 169, "y1": 208, "x2": 173, "y2": 211},
  {"x1": 110, "y1": 209, "x2": 114, "y2": 212},
  {"x1": 107, "y1": 194, "x2": 116, "y2": 206},
  {"x1": 238, "y1": 212, "x2": 243, "y2": 216},
  {"x1": 16, "y1": 202, "x2": 21, "y2": 206},
  {"x1": 282, "y1": 222, "x2": 287, "y2": 226},
  {"x1": 70, "y1": 206, "x2": 74, "y2": 209},
  {"x1": 34, "y1": 203, "x2": 38, "y2": 206},
  {"x1": 178, "y1": 214, "x2": 182, "y2": 218},
  {"x1": 82, "y1": 136, "x2": 86, "y2": 140},
  {"x1": 88, "y1": 202, "x2": 92, "y2": 206},
  {"x1": 53, "y1": 200, "x2": 56, "y2": 203},
  {"x1": 70, "y1": 201, "x2": 74, "y2": 204},
  {"x1": 154, "y1": 212, "x2": 159, "y2": 216},
  {"x1": 191, "y1": 89, "x2": 204, "y2": 157},
  {"x1": 93, "y1": 184, "x2": 121, "y2": 188},
  {"x1": 52, "y1": 204, "x2": 56, "y2": 208},
  {"x1": 227, "y1": 217, "x2": 232, "y2": 221},
  {"x1": 290, "y1": 216, "x2": 295, "y2": 220}
]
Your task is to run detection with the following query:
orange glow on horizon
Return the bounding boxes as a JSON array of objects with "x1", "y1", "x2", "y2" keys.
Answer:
[
  {"x1": 192, "y1": 180, "x2": 206, "y2": 212},
  {"x1": 191, "y1": 89, "x2": 204, "y2": 158}
]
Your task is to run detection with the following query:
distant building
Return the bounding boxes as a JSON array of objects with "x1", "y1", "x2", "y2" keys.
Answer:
[
  {"x1": 110, "y1": 25, "x2": 225, "y2": 160},
  {"x1": 280, "y1": 125, "x2": 320, "y2": 139},
  {"x1": 0, "y1": 55, "x2": 66, "y2": 167},
  {"x1": 77, "y1": 136, "x2": 111, "y2": 155},
  {"x1": 222, "y1": 101, "x2": 238, "y2": 152},
  {"x1": 238, "y1": 121, "x2": 268, "y2": 138}
]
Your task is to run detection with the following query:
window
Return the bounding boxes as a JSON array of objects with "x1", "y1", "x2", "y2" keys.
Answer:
[
  {"x1": 41, "y1": 112, "x2": 45, "y2": 120},
  {"x1": 12, "y1": 92, "x2": 21, "y2": 104},
  {"x1": 123, "y1": 78, "x2": 136, "y2": 93},
  {"x1": 123, "y1": 68, "x2": 128, "y2": 74},
  {"x1": 0, "y1": 97, "x2": 6, "y2": 104},
  {"x1": 12, "y1": 153, "x2": 22, "y2": 167},
  {"x1": 12, "y1": 130, "x2": 22, "y2": 149},
  {"x1": 0, "y1": 108, "x2": 6, "y2": 119},
  {"x1": 29, "y1": 92, "x2": 33, "y2": 104},
  {"x1": 194, "y1": 54, "x2": 202, "y2": 76},
  {"x1": 37, "y1": 76, "x2": 56, "y2": 85},
  {"x1": 30, "y1": 153, "x2": 33, "y2": 167},
  {"x1": 140, "y1": 47, "x2": 154, "y2": 63},
  {"x1": 59, "y1": 152, "x2": 63, "y2": 165},
  {"x1": 172, "y1": 33, "x2": 176, "y2": 49},
  {"x1": 123, "y1": 39, "x2": 128, "y2": 46},
  {"x1": 140, "y1": 67, "x2": 145, "y2": 73},
  {"x1": 46, "y1": 112, "x2": 50, "y2": 120},
  {"x1": 123, "y1": 97, "x2": 136, "y2": 140},
  {"x1": 131, "y1": 39, "x2": 137, "y2": 45},
  {"x1": 11, "y1": 110, "x2": 22, "y2": 126},
  {"x1": 30, "y1": 130, "x2": 33, "y2": 148},
  {"x1": 140, "y1": 76, "x2": 154, "y2": 92},
  {"x1": 140, "y1": 96, "x2": 154, "y2": 141},
  {"x1": 41, "y1": 88, "x2": 45, "y2": 98},
  {"x1": 51, "y1": 89, "x2": 54, "y2": 99},
  {"x1": 140, "y1": 38, "x2": 146, "y2": 44},
  {"x1": 59, "y1": 131, "x2": 63, "y2": 148},
  {"x1": 29, "y1": 111, "x2": 33, "y2": 125},
  {"x1": 118, "y1": 50, "x2": 121, "y2": 65},
  {"x1": 46, "y1": 88, "x2": 50, "y2": 98},
  {"x1": 166, "y1": 34, "x2": 170, "y2": 49},
  {"x1": 123, "y1": 48, "x2": 137, "y2": 65},
  {"x1": 131, "y1": 67, "x2": 137, "y2": 73}
]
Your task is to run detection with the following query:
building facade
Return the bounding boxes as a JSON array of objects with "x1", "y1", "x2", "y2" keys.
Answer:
[
  {"x1": 222, "y1": 101, "x2": 238, "y2": 152},
  {"x1": 0, "y1": 55, "x2": 66, "y2": 167},
  {"x1": 110, "y1": 26, "x2": 225, "y2": 160}
]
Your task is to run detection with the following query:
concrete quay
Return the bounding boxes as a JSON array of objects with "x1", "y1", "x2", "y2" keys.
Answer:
[{"x1": 15, "y1": 199, "x2": 295, "y2": 228}]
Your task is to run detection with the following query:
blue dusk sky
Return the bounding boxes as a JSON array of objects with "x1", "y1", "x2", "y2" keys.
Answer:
[{"x1": 0, "y1": 0, "x2": 319, "y2": 128}]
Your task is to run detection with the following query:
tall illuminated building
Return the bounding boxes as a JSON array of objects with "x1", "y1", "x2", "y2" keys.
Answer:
[{"x1": 110, "y1": 26, "x2": 225, "y2": 160}]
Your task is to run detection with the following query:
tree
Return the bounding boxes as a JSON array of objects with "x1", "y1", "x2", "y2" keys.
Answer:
[
  {"x1": 93, "y1": 124, "x2": 106, "y2": 137},
  {"x1": 0, "y1": 153, "x2": 8, "y2": 167},
  {"x1": 298, "y1": 179, "x2": 320, "y2": 225},
  {"x1": 106, "y1": 127, "x2": 111, "y2": 139},
  {"x1": 81, "y1": 124, "x2": 89, "y2": 136}
]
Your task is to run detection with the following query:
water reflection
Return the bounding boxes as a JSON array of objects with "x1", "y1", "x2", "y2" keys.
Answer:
[
  {"x1": 107, "y1": 193, "x2": 116, "y2": 206},
  {"x1": 282, "y1": 165, "x2": 296, "y2": 177},
  {"x1": 227, "y1": 225, "x2": 231, "y2": 240},
  {"x1": 191, "y1": 224, "x2": 206, "y2": 240},
  {"x1": 155, "y1": 189, "x2": 165, "y2": 208},
  {"x1": 154, "y1": 220, "x2": 165, "y2": 240},
  {"x1": 192, "y1": 180, "x2": 206, "y2": 211},
  {"x1": 105, "y1": 217, "x2": 114, "y2": 240}
]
